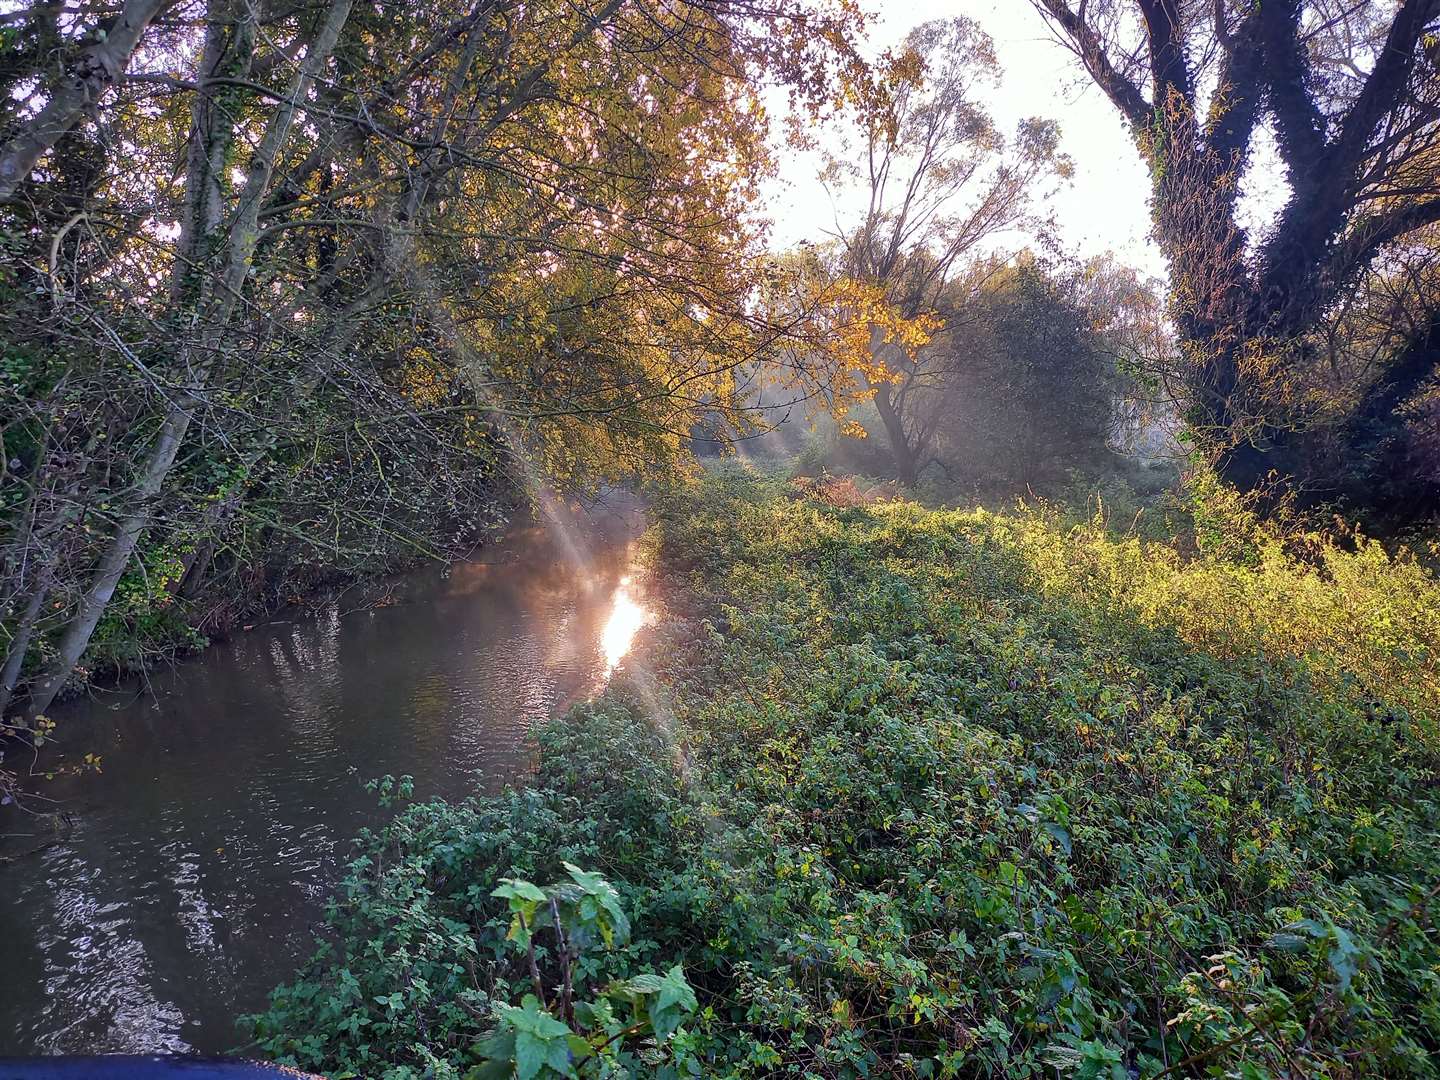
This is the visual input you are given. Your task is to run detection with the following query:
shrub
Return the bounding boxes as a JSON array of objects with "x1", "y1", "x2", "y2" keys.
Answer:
[
  {"x1": 253, "y1": 470, "x2": 1440, "y2": 1078},
  {"x1": 787, "y1": 473, "x2": 902, "y2": 509}
]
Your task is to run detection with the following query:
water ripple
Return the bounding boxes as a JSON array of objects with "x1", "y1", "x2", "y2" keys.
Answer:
[{"x1": 0, "y1": 512, "x2": 650, "y2": 1055}]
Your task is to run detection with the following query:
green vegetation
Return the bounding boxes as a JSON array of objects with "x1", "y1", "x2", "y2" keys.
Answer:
[
  {"x1": 5, "y1": 0, "x2": 1440, "y2": 1067},
  {"x1": 250, "y1": 468, "x2": 1440, "y2": 1077}
]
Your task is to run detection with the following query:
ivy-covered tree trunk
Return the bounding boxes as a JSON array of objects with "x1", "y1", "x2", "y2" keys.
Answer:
[{"x1": 1033, "y1": 0, "x2": 1440, "y2": 521}]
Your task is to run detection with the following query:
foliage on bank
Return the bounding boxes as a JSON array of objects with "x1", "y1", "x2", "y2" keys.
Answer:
[
  {"x1": 0, "y1": 0, "x2": 899, "y2": 721},
  {"x1": 250, "y1": 467, "x2": 1440, "y2": 1078}
]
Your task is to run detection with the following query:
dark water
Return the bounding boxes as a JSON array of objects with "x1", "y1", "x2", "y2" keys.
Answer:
[{"x1": 0, "y1": 507, "x2": 649, "y2": 1057}]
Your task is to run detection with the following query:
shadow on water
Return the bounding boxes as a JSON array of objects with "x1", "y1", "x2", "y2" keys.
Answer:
[{"x1": 0, "y1": 501, "x2": 650, "y2": 1056}]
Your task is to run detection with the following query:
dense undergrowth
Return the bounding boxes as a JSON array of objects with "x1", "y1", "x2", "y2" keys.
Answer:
[{"x1": 249, "y1": 466, "x2": 1440, "y2": 1078}]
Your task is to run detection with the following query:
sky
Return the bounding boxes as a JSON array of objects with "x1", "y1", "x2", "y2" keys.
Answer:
[{"x1": 760, "y1": 0, "x2": 1168, "y2": 280}]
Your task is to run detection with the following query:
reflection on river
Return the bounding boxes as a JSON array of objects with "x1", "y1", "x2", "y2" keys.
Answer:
[{"x1": 0, "y1": 507, "x2": 648, "y2": 1056}]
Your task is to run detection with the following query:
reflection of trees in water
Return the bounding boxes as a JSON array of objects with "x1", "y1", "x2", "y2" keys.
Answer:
[
  {"x1": 2, "y1": 518, "x2": 650, "y2": 1054},
  {"x1": 264, "y1": 606, "x2": 346, "y2": 726}
]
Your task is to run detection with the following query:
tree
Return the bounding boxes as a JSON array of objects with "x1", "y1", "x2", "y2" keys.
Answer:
[
  {"x1": 1030, "y1": 0, "x2": 1440, "y2": 519},
  {"x1": 927, "y1": 259, "x2": 1120, "y2": 489},
  {"x1": 1071, "y1": 254, "x2": 1181, "y2": 460},
  {"x1": 0, "y1": 0, "x2": 880, "y2": 719},
  {"x1": 824, "y1": 17, "x2": 1069, "y2": 485}
]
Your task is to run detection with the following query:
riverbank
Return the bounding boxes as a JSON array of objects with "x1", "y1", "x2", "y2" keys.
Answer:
[
  {"x1": 0, "y1": 490, "x2": 649, "y2": 805},
  {"x1": 0, "y1": 505, "x2": 649, "y2": 1056},
  {"x1": 250, "y1": 466, "x2": 1440, "y2": 1078},
  {"x1": 5, "y1": 503, "x2": 522, "y2": 723}
]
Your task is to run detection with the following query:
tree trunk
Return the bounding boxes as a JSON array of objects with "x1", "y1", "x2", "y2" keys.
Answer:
[
  {"x1": 0, "y1": 583, "x2": 49, "y2": 719},
  {"x1": 171, "y1": 1, "x2": 256, "y2": 297},
  {"x1": 0, "y1": 0, "x2": 173, "y2": 200},
  {"x1": 22, "y1": 407, "x2": 191, "y2": 716},
  {"x1": 0, "y1": 439, "x2": 58, "y2": 720},
  {"x1": 23, "y1": 0, "x2": 355, "y2": 719},
  {"x1": 873, "y1": 383, "x2": 919, "y2": 487}
]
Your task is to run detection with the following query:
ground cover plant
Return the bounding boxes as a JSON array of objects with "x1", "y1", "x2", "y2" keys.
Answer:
[{"x1": 249, "y1": 466, "x2": 1440, "y2": 1078}]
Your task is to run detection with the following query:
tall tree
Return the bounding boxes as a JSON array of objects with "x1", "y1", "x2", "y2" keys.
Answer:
[
  {"x1": 1030, "y1": 0, "x2": 1440, "y2": 515},
  {"x1": 912, "y1": 258, "x2": 1125, "y2": 490},
  {"x1": 825, "y1": 17, "x2": 1068, "y2": 485},
  {"x1": 0, "y1": 0, "x2": 879, "y2": 718}
]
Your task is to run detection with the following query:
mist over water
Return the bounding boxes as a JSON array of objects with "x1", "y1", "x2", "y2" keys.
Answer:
[{"x1": 0, "y1": 508, "x2": 648, "y2": 1056}]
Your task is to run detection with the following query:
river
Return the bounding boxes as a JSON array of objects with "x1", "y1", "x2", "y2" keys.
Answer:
[{"x1": 0, "y1": 505, "x2": 649, "y2": 1057}]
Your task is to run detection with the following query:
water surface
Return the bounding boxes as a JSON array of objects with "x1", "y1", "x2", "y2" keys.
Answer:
[{"x1": 0, "y1": 508, "x2": 648, "y2": 1056}]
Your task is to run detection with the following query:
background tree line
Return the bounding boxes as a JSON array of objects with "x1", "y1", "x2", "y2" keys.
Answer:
[
  {"x1": 805, "y1": 17, "x2": 1172, "y2": 497},
  {"x1": 804, "y1": 4, "x2": 1437, "y2": 523},
  {"x1": 810, "y1": 251, "x2": 1170, "y2": 495}
]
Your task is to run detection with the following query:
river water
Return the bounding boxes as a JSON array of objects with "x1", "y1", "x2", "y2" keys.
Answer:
[{"x1": 0, "y1": 506, "x2": 649, "y2": 1057}]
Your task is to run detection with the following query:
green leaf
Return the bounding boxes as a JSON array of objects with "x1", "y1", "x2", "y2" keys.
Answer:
[
  {"x1": 1269, "y1": 934, "x2": 1306, "y2": 952},
  {"x1": 565, "y1": 1034, "x2": 593, "y2": 1063},
  {"x1": 654, "y1": 965, "x2": 697, "y2": 1018},
  {"x1": 513, "y1": 1029, "x2": 547, "y2": 1080},
  {"x1": 646, "y1": 965, "x2": 698, "y2": 1041},
  {"x1": 1327, "y1": 924, "x2": 1361, "y2": 993},
  {"x1": 474, "y1": 1029, "x2": 516, "y2": 1061},
  {"x1": 495, "y1": 995, "x2": 572, "y2": 1038},
  {"x1": 494, "y1": 879, "x2": 548, "y2": 905},
  {"x1": 612, "y1": 973, "x2": 664, "y2": 998},
  {"x1": 562, "y1": 863, "x2": 607, "y2": 893}
]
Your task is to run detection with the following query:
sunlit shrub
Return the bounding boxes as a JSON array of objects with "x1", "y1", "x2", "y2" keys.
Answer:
[{"x1": 256, "y1": 470, "x2": 1440, "y2": 1078}]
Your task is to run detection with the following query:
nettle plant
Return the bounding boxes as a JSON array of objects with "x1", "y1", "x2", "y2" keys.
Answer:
[{"x1": 471, "y1": 864, "x2": 697, "y2": 1080}]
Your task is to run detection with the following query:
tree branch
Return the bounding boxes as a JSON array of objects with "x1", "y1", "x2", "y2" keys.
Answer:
[
  {"x1": 1326, "y1": 197, "x2": 1440, "y2": 288},
  {"x1": 1204, "y1": 8, "x2": 1263, "y2": 163},
  {"x1": 1257, "y1": 0, "x2": 1327, "y2": 175},
  {"x1": 1137, "y1": 0, "x2": 1194, "y2": 105},
  {"x1": 1325, "y1": 0, "x2": 1440, "y2": 183},
  {"x1": 1031, "y1": 0, "x2": 1151, "y2": 130},
  {"x1": 0, "y1": 0, "x2": 174, "y2": 201}
]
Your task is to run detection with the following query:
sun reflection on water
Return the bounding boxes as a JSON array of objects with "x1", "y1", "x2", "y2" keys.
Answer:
[{"x1": 601, "y1": 576, "x2": 651, "y2": 675}]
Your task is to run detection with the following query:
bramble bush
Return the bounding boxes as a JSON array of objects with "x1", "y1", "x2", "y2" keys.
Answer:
[{"x1": 250, "y1": 465, "x2": 1440, "y2": 1077}]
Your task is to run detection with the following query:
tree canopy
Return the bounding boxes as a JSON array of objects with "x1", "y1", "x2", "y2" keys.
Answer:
[
  {"x1": 1032, "y1": 0, "x2": 1440, "y2": 518},
  {"x1": 0, "y1": 0, "x2": 890, "y2": 716},
  {"x1": 823, "y1": 17, "x2": 1069, "y2": 484}
]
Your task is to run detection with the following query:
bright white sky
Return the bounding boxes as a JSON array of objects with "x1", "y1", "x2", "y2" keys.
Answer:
[{"x1": 761, "y1": 0, "x2": 1167, "y2": 279}]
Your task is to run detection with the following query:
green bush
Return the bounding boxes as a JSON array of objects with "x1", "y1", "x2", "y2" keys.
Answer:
[{"x1": 251, "y1": 468, "x2": 1440, "y2": 1077}]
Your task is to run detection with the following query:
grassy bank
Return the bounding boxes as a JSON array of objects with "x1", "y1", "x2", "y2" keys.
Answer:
[{"x1": 249, "y1": 467, "x2": 1440, "y2": 1078}]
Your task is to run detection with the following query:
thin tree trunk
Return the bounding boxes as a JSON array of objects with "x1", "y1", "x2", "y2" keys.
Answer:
[
  {"x1": 24, "y1": 401, "x2": 200, "y2": 716},
  {"x1": 0, "y1": 583, "x2": 49, "y2": 719},
  {"x1": 0, "y1": 0, "x2": 173, "y2": 200},
  {"x1": 0, "y1": 437, "x2": 57, "y2": 720},
  {"x1": 873, "y1": 383, "x2": 919, "y2": 487},
  {"x1": 171, "y1": 0, "x2": 256, "y2": 297},
  {"x1": 867, "y1": 327, "x2": 920, "y2": 486},
  {"x1": 24, "y1": 0, "x2": 355, "y2": 719}
]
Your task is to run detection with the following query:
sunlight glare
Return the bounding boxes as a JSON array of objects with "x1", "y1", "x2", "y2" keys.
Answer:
[{"x1": 601, "y1": 575, "x2": 651, "y2": 675}]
